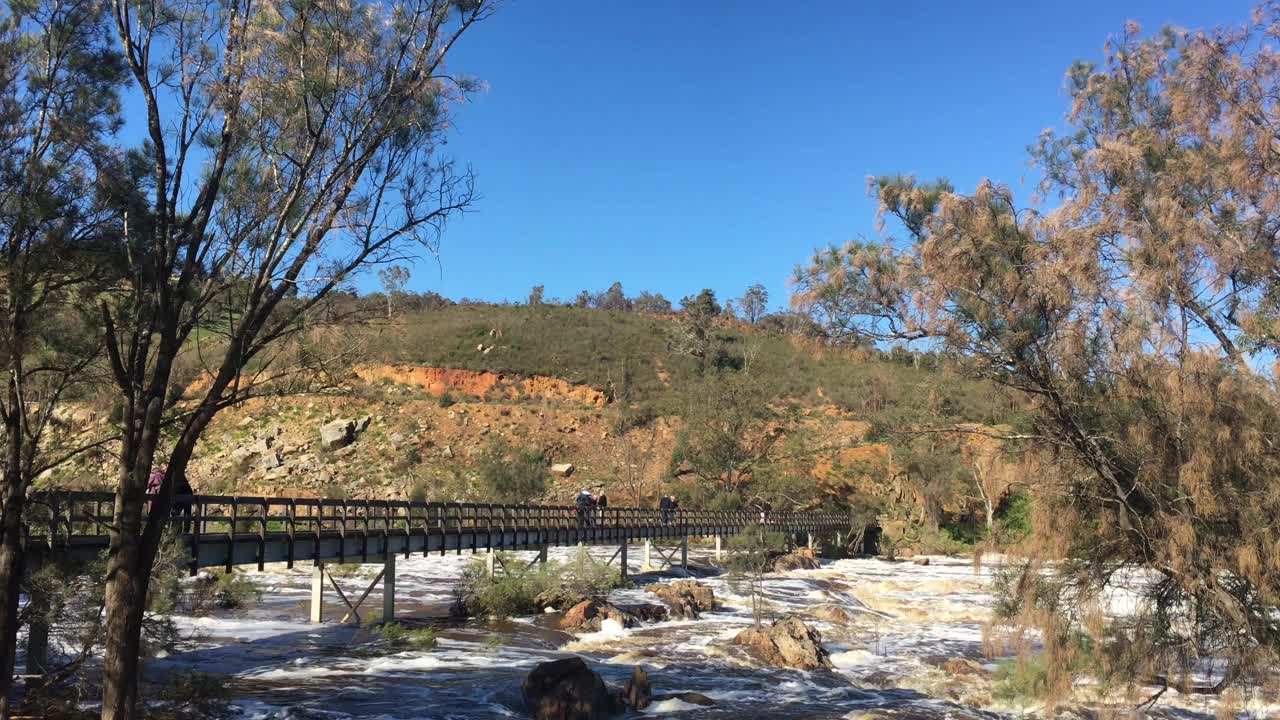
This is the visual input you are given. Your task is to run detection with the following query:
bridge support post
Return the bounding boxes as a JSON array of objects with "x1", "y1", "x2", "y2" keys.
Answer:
[
  {"x1": 714, "y1": 534, "x2": 722, "y2": 564},
  {"x1": 383, "y1": 553, "x2": 396, "y2": 622},
  {"x1": 537, "y1": 545, "x2": 548, "y2": 565},
  {"x1": 807, "y1": 533, "x2": 814, "y2": 550},
  {"x1": 640, "y1": 540, "x2": 655, "y2": 573},
  {"x1": 680, "y1": 535, "x2": 688, "y2": 570},
  {"x1": 485, "y1": 549, "x2": 496, "y2": 578},
  {"x1": 310, "y1": 564, "x2": 324, "y2": 624},
  {"x1": 619, "y1": 542, "x2": 628, "y2": 581}
]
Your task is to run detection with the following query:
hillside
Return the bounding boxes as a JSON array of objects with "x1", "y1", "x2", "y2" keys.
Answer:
[{"x1": 47, "y1": 304, "x2": 1025, "y2": 550}]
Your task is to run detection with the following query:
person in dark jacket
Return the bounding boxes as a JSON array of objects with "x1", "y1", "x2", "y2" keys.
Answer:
[{"x1": 659, "y1": 495, "x2": 672, "y2": 525}]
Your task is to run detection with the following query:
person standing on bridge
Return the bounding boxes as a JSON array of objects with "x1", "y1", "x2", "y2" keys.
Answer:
[
  {"x1": 575, "y1": 489, "x2": 596, "y2": 528},
  {"x1": 659, "y1": 495, "x2": 672, "y2": 525},
  {"x1": 595, "y1": 489, "x2": 608, "y2": 526}
]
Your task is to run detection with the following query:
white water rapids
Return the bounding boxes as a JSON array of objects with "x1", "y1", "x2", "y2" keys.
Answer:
[{"x1": 132, "y1": 546, "x2": 1271, "y2": 719}]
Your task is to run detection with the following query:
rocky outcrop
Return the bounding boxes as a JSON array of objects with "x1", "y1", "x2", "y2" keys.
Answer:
[
  {"x1": 522, "y1": 657, "x2": 622, "y2": 720},
  {"x1": 560, "y1": 600, "x2": 635, "y2": 633},
  {"x1": 319, "y1": 418, "x2": 358, "y2": 450},
  {"x1": 648, "y1": 580, "x2": 715, "y2": 619},
  {"x1": 732, "y1": 615, "x2": 832, "y2": 671},
  {"x1": 772, "y1": 547, "x2": 821, "y2": 572},
  {"x1": 535, "y1": 587, "x2": 589, "y2": 612},
  {"x1": 550, "y1": 462, "x2": 575, "y2": 477},
  {"x1": 617, "y1": 603, "x2": 668, "y2": 623}
]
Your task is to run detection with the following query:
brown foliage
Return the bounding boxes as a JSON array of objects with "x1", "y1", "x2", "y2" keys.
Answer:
[{"x1": 795, "y1": 5, "x2": 1280, "y2": 691}]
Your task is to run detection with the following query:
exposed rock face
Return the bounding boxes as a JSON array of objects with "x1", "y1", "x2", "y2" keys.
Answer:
[
  {"x1": 522, "y1": 657, "x2": 622, "y2": 720},
  {"x1": 648, "y1": 580, "x2": 715, "y2": 619},
  {"x1": 732, "y1": 615, "x2": 832, "y2": 671},
  {"x1": 772, "y1": 547, "x2": 821, "y2": 572},
  {"x1": 550, "y1": 462, "x2": 575, "y2": 477},
  {"x1": 319, "y1": 418, "x2": 357, "y2": 450},
  {"x1": 353, "y1": 364, "x2": 608, "y2": 408},
  {"x1": 622, "y1": 666, "x2": 650, "y2": 710},
  {"x1": 913, "y1": 557, "x2": 931, "y2": 566}
]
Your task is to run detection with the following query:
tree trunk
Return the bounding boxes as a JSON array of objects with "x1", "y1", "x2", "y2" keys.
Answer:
[
  {"x1": 0, "y1": 462, "x2": 26, "y2": 720},
  {"x1": 100, "y1": 523, "x2": 147, "y2": 720}
]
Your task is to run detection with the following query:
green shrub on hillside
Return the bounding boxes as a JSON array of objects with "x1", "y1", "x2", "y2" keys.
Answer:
[{"x1": 475, "y1": 439, "x2": 546, "y2": 503}]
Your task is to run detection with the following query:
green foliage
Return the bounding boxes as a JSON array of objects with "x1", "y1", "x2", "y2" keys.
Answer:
[
  {"x1": 995, "y1": 491, "x2": 1032, "y2": 541},
  {"x1": 455, "y1": 548, "x2": 622, "y2": 618},
  {"x1": 993, "y1": 656, "x2": 1051, "y2": 705},
  {"x1": 373, "y1": 622, "x2": 438, "y2": 649},
  {"x1": 475, "y1": 438, "x2": 546, "y2": 503},
  {"x1": 153, "y1": 671, "x2": 232, "y2": 719}
]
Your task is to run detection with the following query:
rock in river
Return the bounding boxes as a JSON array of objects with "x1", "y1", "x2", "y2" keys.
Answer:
[
  {"x1": 522, "y1": 657, "x2": 622, "y2": 720},
  {"x1": 732, "y1": 615, "x2": 832, "y2": 671},
  {"x1": 647, "y1": 579, "x2": 715, "y2": 619}
]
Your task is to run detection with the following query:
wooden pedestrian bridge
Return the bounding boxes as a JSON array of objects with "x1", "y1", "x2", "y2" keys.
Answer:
[{"x1": 21, "y1": 492, "x2": 853, "y2": 626}]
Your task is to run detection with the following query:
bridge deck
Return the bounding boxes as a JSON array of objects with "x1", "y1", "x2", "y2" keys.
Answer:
[{"x1": 24, "y1": 492, "x2": 851, "y2": 571}]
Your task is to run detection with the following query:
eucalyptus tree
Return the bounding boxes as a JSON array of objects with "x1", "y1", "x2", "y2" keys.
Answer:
[
  {"x1": 100, "y1": 0, "x2": 493, "y2": 716},
  {"x1": 794, "y1": 10, "x2": 1280, "y2": 693}
]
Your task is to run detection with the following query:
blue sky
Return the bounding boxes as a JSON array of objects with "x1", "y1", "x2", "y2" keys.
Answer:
[{"x1": 415, "y1": 0, "x2": 1255, "y2": 310}]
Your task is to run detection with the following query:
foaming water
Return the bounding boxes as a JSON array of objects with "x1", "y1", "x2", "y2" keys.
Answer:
[{"x1": 142, "y1": 548, "x2": 1262, "y2": 719}]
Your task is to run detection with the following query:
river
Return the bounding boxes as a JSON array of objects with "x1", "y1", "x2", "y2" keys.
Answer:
[{"x1": 142, "y1": 546, "x2": 1267, "y2": 719}]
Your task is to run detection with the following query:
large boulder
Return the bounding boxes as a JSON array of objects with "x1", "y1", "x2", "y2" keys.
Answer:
[
  {"x1": 550, "y1": 462, "x2": 575, "y2": 477},
  {"x1": 522, "y1": 657, "x2": 622, "y2": 720},
  {"x1": 732, "y1": 615, "x2": 832, "y2": 671},
  {"x1": 772, "y1": 547, "x2": 821, "y2": 572},
  {"x1": 319, "y1": 418, "x2": 357, "y2": 450},
  {"x1": 648, "y1": 580, "x2": 715, "y2": 619}
]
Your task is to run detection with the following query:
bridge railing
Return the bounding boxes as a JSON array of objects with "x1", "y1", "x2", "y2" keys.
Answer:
[{"x1": 23, "y1": 491, "x2": 852, "y2": 550}]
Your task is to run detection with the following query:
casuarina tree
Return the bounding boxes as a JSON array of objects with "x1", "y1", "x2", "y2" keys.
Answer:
[
  {"x1": 794, "y1": 8, "x2": 1280, "y2": 693},
  {"x1": 99, "y1": 1, "x2": 493, "y2": 716}
]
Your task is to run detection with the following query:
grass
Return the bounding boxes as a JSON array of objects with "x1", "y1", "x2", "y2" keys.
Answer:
[{"x1": 357, "y1": 304, "x2": 1024, "y2": 428}]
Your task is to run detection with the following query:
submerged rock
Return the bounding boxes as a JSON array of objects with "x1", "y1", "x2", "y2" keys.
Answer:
[
  {"x1": 522, "y1": 657, "x2": 622, "y2": 720},
  {"x1": 811, "y1": 604, "x2": 855, "y2": 625},
  {"x1": 651, "y1": 691, "x2": 715, "y2": 707},
  {"x1": 732, "y1": 615, "x2": 832, "y2": 671},
  {"x1": 772, "y1": 547, "x2": 821, "y2": 572},
  {"x1": 648, "y1": 579, "x2": 715, "y2": 619}
]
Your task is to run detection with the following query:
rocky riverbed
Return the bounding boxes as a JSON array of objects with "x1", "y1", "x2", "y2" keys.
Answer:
[{"x1": 136, "y1": 546, "x2": 1273, "y2": 719}]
